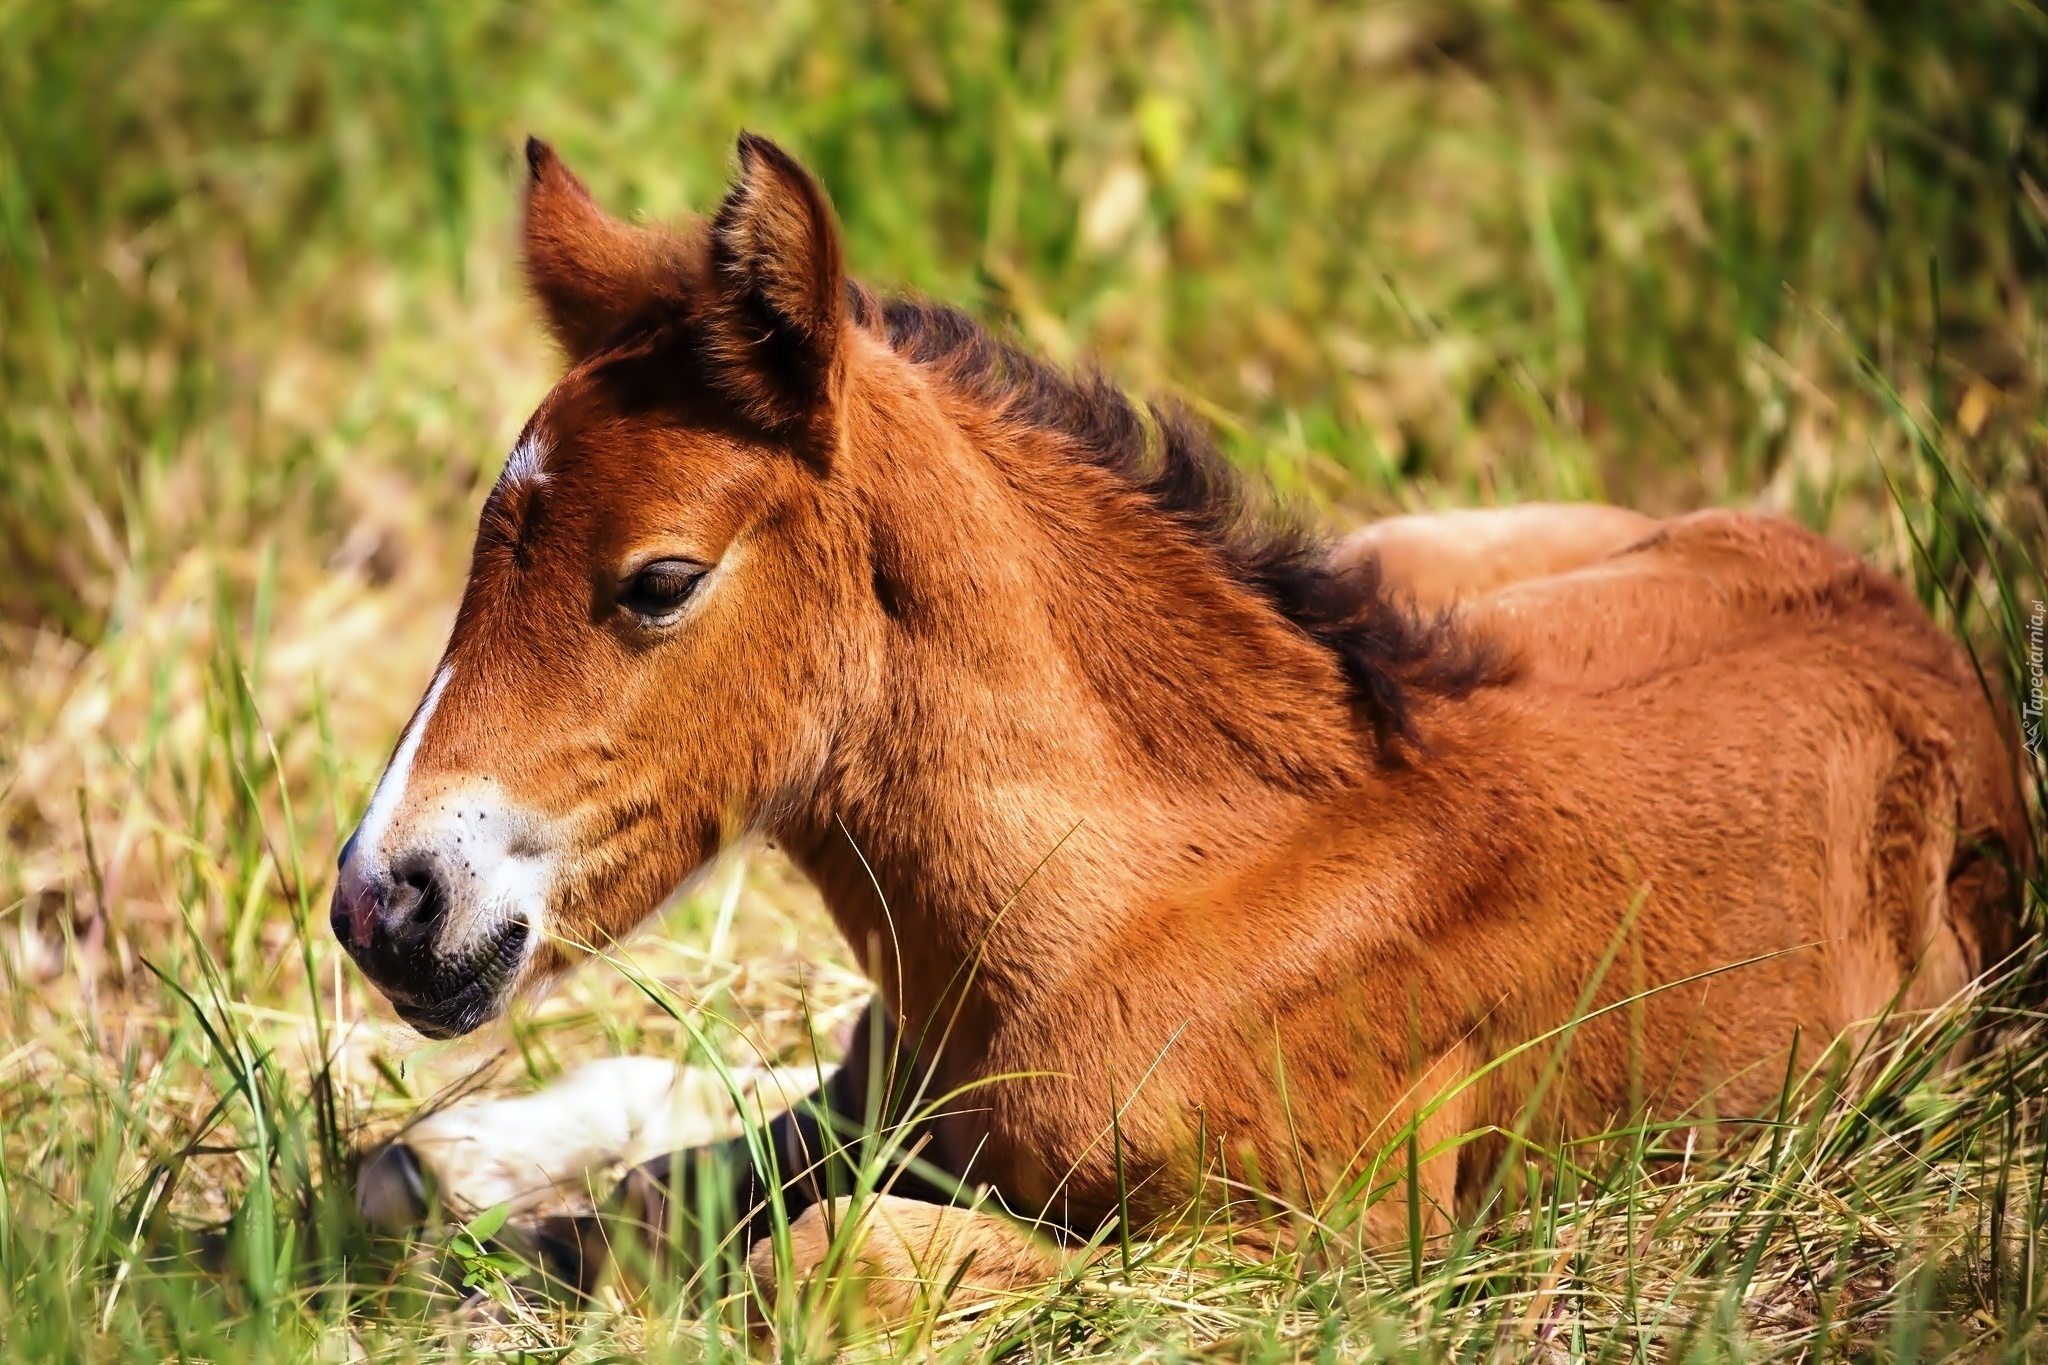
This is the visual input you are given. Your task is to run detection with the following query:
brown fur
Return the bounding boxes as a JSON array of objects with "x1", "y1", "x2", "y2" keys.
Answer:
[
  {"x1": 749, "y1": 1196, "x2": 1060, "y2": 1344},
  {"x1": 338, "y1": 135, "x2": 2031, "y2": 1329}
]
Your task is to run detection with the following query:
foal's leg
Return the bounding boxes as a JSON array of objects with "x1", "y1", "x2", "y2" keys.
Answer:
[
  {"x1": 741, "y1": 1043, "x2": 1479, "y2": 1338},
  {"x1": 750, "y1": 1194, "x2": 1062, "y2": 1340},
  {"x1": 1333, "y1": 503, "x2": 1655, "y2": 612},
  {"x1": 616, "y1": 1002, "x2": 1066, "y2": 1335},
  {"x1": 353, "y1": 1057, "x2": 827, "y2": 1294},
  {"x1": 613, "y1": 998, "x2": 951, "y2": 1267},
  {"x1": 1366, "y1": 1042, "x2": 1481, "y2": 1245}
]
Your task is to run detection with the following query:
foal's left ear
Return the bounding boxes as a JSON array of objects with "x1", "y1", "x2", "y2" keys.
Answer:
[
  {"x1": 704, "y1": 132, "x2": 847, "y2": 441},
  {"x1": 523, "y1": 137, "x2": 681, "y2": 362}
]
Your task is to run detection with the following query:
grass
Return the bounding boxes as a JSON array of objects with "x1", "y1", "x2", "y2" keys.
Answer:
[{"x1": 2, "y1": 0, "x2": 2045, "y2": 1359}]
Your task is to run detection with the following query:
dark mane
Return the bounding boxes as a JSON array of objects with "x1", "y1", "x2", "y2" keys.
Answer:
[{"x1": 872, "y1": 295, "x2": 1506, "y2": 752}]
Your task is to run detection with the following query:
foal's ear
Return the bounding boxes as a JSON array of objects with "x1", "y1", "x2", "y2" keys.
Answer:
[
  {"x1": 703, "y1": 132, "x2": 847, "y2": 437},
  {"x1": 521, "y1": 137, "x2": 676, "y2": 361}
]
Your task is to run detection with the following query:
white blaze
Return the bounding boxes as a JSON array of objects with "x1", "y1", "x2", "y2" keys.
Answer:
[
  {"x1": 356, "y1": 663, "x2": 454, "y2": 858},
  {"x1": 500, "y1": 433, "x2": 550, "y2": 491},
  {"x1": 350, "y1": 659, "x2": 559, "y2": 966}
]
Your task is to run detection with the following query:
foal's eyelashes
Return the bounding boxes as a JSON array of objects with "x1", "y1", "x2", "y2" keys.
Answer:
[{"x1": 617, "y1": 558, "x2": 709, "y2": 624}]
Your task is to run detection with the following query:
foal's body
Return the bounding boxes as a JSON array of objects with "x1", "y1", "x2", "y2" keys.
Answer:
[
  {"x1": 759, "y1": 506, "x2": 2021, "y2": 1247},
  {"x1": 328, "y1": 134, "x2": 2027, "y2": 1324}
]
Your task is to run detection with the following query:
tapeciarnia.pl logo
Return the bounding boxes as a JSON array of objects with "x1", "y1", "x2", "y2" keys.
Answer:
[{"x1": 2025, "y1": 599, "x2": 2044, "y2": 760}]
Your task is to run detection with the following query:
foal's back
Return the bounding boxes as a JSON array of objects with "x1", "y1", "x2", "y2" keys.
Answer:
[{"x1": 1392, "y1": 508, "x2": 2026, "y2": 1140}]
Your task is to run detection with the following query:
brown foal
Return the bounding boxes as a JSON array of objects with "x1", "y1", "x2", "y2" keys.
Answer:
[{"x1": 329, "y1": 132, "x2": 2030, "y2": 1324}]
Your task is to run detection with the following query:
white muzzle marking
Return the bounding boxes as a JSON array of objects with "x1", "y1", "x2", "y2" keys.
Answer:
[{"x1": 354, "y1": 661, "x2": 559, "y2": 975}]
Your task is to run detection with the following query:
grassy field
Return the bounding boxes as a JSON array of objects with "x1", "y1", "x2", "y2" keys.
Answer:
[{"x1": 2, "y1": 1, "x2": 2046, "y2": 1359}]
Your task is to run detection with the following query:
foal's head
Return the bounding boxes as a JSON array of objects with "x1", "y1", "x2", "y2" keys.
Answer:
[
  {"x1": 332, "y1": 135, "x2": 1479, "y2": 1037},
  {"x1": 331, "y1": 135, "x2": 889, "y2": 1036}
]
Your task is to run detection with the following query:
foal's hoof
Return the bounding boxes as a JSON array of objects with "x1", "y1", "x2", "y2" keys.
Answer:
[
  {"x1": 519, "y1": 1213, "x2": 610, "y2": 1298},
  {"x1": 608, "y1": 1150, "x2": 675, "y2": 1283},
  {"x1": 356, "y1": 1141, "x2": 431, "y2": 1229},
  {"x1": 356, "y1": 1140, "x2": 607, "y2": 1298}
]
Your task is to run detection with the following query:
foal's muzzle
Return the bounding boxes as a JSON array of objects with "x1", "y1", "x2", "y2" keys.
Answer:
[{"x1": 331, "y1": 835, "x2": 529, "y2": 1039}]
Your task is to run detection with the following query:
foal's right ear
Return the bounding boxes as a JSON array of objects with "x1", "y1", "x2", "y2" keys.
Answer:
[
  {"x1": 521, "y1": 137, "x2": 676, "y2": 362},
  {"x1": 701, "y1": 132, "x2": 847, "y2": 440}
]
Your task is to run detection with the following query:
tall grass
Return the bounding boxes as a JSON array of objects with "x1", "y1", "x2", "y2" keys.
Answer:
[{"x1": 1, "y1": 1, "x2": 2043, "y2": 1360}]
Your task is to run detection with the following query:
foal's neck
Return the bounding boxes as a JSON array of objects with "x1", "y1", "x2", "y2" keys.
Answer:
[{"x1": 787, "y1": 397, "x2": 1384, "y2": 1028}]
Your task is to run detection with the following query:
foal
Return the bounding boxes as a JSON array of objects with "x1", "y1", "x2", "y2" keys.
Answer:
[{"x1": 330, "y1": 133, "x2": 2029, "y2": 1322}]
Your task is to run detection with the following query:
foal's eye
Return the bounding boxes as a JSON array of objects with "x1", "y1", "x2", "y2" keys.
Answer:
[{"x1": 619, "y1": 560, "x2": 707, "y2": 622}]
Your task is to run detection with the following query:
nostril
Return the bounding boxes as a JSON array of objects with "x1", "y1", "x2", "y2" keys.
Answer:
[{"x1": 397, "y1": 865, "x2": 447, "y2": 929}]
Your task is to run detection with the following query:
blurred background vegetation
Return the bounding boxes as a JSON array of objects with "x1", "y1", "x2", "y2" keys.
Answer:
[
  {"x1": 4, "y1": 0, "x2": 2043, "y2": 640},
  {"x1": 1, "y1": 2, "x2": 2045, "y2": 1359}
]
